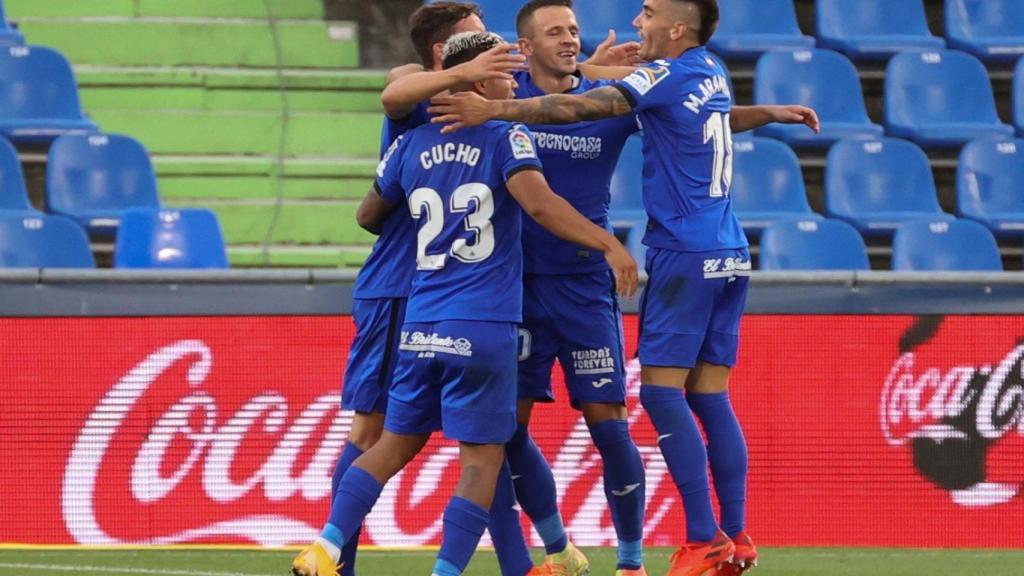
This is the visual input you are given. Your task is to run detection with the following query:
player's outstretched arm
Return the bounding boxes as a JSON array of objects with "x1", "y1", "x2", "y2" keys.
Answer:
[
  {"x1": 356, "y1": 185, "x2": 396, "y2": 235},
  {"x1": 430, "y1": 85, "x2": 634, "y2": 133},
  {"x1": 731, "y1": 105, "x2": 820, "y2": 134},
  {"x1": 381, "y1": 44, "x2": 525, "y2": 119},
  {"x1": 508, "y1": 169, "x2": 638, "y2": 297}
]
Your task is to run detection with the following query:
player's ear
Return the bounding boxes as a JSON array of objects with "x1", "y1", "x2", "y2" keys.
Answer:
[
  {"x1": 518, "y1": 37, "x2": 532, "y2": 57},
  {"x1": 472, "y1": 79, "x2": 490, "y2": 96},
  {"x1": 669, "y1": 20, "x2": 686, "y2": 41},
  {"x1": 432, "y1": 42, "x2": 445, "y2": 69}
]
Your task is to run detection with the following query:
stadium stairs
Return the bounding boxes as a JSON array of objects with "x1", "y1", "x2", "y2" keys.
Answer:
[{"x1": 7, "y1": 0, "x2": 380, "y2": 268}]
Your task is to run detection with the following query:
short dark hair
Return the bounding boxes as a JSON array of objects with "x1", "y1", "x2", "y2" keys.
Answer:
[
  {"x1": 409, "y1": 2, "x2": 483, "y2": 68},
  {"x1": 516, "y1": 0, "x2": 573, "y2": 39},
  {"x1": 678, "y1": 0, "x2": 719, "y2": 46},
  {"x1": 442, "y1": 31, "x2": 504, "y2": 70}
]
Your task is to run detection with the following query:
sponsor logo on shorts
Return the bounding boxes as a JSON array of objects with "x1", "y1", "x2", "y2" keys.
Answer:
[
  {"x1": 703, "y1": 257, "x2": 751, "y2": 281},
  {"x1": 592, "y1": 378, "x2": 614, "y2": 389},
  {"x1": 572, "y1": 347, "x2": 616, "y2": 376},
  {"x1": 400, "y1": 331, "x2": 473, "y2": 358}
]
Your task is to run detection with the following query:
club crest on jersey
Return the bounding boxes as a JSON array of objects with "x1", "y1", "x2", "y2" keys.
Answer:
[
  {"x1": 509, "y1": 128, "x2": 537, "y2": 160},
  {"x1": 622, "y1": 63, "x2": 671, "y2": 95}
]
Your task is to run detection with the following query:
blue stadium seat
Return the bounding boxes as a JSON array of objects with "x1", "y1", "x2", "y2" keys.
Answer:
[
  {"x1": 957, "y1": 138, "x2": 1024, "y2": 237},
  {"x1": 46, "y1": 133, "x2": 161, "y2": 238},
  {"x1": 574, "y1": 1, "x2": 641, "y2": 54},
  {"x1": 759, "y1": 218, "x2": 869, "y2": 270},
  {"x1": 945, "y1": 0, "x2": 1024, "y2": 63},
  {"x1": 427, "y1": 0, "x2": 521, "y2": 41},
  {"x1": 115, "y1": 208, "x2": 229, "y2": 269},
  {"x1": 754, "y1": 49, "x2": 883, "y2": 147},
  {"x1": 609, "y1": 134, "x2": 645, "y2": 232},
  {"x1": 892, "y1": 219, "x2": 1003, "y2": 271},
  {"x1": 0, "y1": 137, "x2": 34, "y2": 211},
  {"x1": 709, "y1": 0, "x2": 815, "y2": 59},
  {"x1": 730, "y1": 138, "x2": 822, "y2": 236},
  {"x1": 0, "y1": 212, "x2": 94, "y2": 268},
  {"x1": 0, "y1": 45, "x2": 98, "y2": 144},
  {"x1": 625, "y1": 219, "x2": 647, "y2": 265},
  {"x1": 1015, "y1": 57, "x2": 1024, "y2": 136},
  {"x1": 816, "y1": 0, "x2": 944, "y2": 61},
  {"x1": 885, "y1": 49, "x2": 1014, "y2": 146},
  {"x1": 0, "y1": 1, "x2": 25, "y2": 46},
  {"x1": 826, "y1": 138, "x2": 954, "y2": 236}
]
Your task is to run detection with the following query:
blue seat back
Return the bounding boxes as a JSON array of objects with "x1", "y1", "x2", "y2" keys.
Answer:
[
  {"x1": 957, "y1": 139, "x2": 1024, "y2": 216},
  {"x1": 626, "y1": 220, "x2": 647, "y2": 264},
  {"x1": 1015, "y1": 57, "x2": 1024, "y2": 134},
  {"x1": 0, "y1": 213, "x2": 94, "y2": 268},
  {"x1": 0, "y1": 0, "x2": 23, "y2": 45},
  {"x1": 892, "y1": 219, "x2": 1003, "y2": 271},
  {"x1": 946, "y1": 0, "x2": 1024, "y2": 43},
  {"x1": 0, "y1": 45, "x2": 87, "y2": 121},
  {"x1": 46, "y1": 134, "x2": 160, "y2": 216},
  {"x1": 826, "y1": 138, "x2": 942, "y2": 218},
  {"x1": 760, "y1": 218, "x2": 869, "y2": 270},
  {"x1": 610, "y1": 134, "x2": 645, "y2": 214},
  {"x1": 731, "y1": 138, "x2": 811, "y2": 213},
  {"x1": 885, "y1": 49, "x2": 1002, "y2": 128},
  {"x1": 115, "y1": 208, "x2": 228, "y2": 269},
  {"x1": 717, "y1": 0, "x2": 804, "y2": 36},
  {"x1": 575, "y1": 1, "x2": 641, "y2": 48},
  {"x1": 754, "y1": 49, "x2": 871, "y2": 123},
  {"x1": 0, "y1": 137, "x2": 32, "y2": 210},
  {"x1": 818, "y1": 0, "x2": 933, "y2": 39},
  {"x1": 427, "y1": 0, "x2": 522, "y2": 39}
]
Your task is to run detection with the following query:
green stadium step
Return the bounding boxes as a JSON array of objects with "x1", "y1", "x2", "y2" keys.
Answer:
[
  {"x1": 75, "y1": 66, "x2": 387, "y2": 91},
  {"x1": 16, "y1": 19, "x2": 357, "y2": 68},
  {"x1": 228, "y1": 246, "x2": 371, "y2": 268},
  {"x1": 159, "y1": 176, "x2": 374, "y2": 202},
  {"x1": 81, "y1": 86, "x2": 382, "y2": 114},
  {"x1": 151, "y1": 155, "x2": 379, "y2": 178},
  {"x1": 88, "y1": 109, "x2": 382, "y2": 156},
  {"x1": 6, "y1": 0, "x2": 323, "y2": 19}
]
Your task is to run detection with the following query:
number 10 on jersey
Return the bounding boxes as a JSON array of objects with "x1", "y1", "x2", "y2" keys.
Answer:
[{"x1": 704, "y1": 112, "x2": 733, "y2": 198}]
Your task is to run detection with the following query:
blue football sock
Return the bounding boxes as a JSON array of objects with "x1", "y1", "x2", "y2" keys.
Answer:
[
  {"x1": 589, "y1": 419, "x2": 645, "y2": 570},
  {"x1": 436, "y1": 496, "x2": 491, "y2": 575},
  {"x1": 688, "y1": 391, "x2": 748, "y2": 538},
  {"x1": 639, "y1": 384, "x2": 718, "y2": 543},
  {"x1": 506, "y1": 424, "x2": 566, "y2": 554},
  {"x1": 332, "y1": 443, "x2": 365, "y2": 575},
  {"x1": 489, "y1": 460, "x2": 534, "y2": 576},
  {"x1": 322, "y1": 466, "x2": 383, "y2": 557}
]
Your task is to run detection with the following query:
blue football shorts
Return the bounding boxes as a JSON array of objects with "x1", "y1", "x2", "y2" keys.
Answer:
[{"x1": 341, "y1": 297, "x2": 407, "y2": 414}]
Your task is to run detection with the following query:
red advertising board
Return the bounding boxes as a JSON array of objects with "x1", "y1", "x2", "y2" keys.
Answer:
[{"x1": 1, "y1": 315, "x2": 1022, "y2": 548}]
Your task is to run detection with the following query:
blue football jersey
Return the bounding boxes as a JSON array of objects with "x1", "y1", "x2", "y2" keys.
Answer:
[
  {"x1": 615, "y1": 47, "x2": 748, "y2": 252},
  {"x1": 375, "y1": 120, "x2": 544, "y2": 323},
  {"x1": 352, "y1": 101, "x2": 430, "y2": 300},
  {"x1": 515, "y1": 71, "x2": 640, "y2": 275}
]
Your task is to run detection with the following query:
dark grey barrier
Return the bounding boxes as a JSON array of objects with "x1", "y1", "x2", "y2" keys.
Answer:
[{"x1": 2, "y1": 270, "x2": 1024, "y2": 316}]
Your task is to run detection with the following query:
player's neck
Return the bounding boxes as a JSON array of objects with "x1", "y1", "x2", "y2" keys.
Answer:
[{"x1": 528, "y1": 64, "x2": 576, "y2": 95}]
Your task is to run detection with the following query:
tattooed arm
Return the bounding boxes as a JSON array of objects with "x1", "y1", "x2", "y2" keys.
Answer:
[{"x1": 429, "y1": 85, "x2": 634, "y2": 132}]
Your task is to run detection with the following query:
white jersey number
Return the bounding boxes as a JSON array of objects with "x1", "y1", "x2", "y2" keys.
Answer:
[
  {"x1": 703, "y1": 112, "x2": 733, "y2": 198},
  {"x1": 408, "y1": 183, "x2": 496, "y2": 271}
]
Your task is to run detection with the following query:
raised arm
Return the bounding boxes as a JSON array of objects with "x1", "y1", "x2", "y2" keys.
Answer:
[
  {"x1": 507, "y1": 169, "x2": 638, "y2": 297},
  {"x1": 731, "y1": 105, "x2": 820, "y2": 134},
  {"x1": 430, "y1": 85, "x2": 633, "y2": 133},
  {"x1": 381, "y1": 44, "x2": 526, "y2": 119}
]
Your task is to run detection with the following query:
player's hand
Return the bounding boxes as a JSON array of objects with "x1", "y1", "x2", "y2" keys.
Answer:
[
  {"x1": 605, "y1": 243, "x2": 639, "y2": 298},
  {"x1": 585, "y1": 30, "x2": 642, "y2": 67},
  {"x1": 455, "y1": 43, "x2": 526, "y2": 83},
  {"x1": 429, "y1": 92, "x2": 493, "y2": 134},
  {"x1": 771, "y1": 105, "x2": 820, "y2": 133}
]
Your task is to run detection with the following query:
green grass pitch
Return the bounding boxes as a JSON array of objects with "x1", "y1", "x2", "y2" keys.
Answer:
[{"x1": 2, "y1": 547, "x2": 1023, "y2": 576}]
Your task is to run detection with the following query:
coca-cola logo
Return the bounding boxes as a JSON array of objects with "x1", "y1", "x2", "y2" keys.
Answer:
[{"x1": 880, "y1": 331, "x2": 1024, "y2": 507}]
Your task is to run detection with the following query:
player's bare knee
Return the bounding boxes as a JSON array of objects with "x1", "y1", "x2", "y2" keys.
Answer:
[
  {"x1": 640, "y1": 365, "x2": 690, "y2": 388},
  {"x1": 516, "y1": 398, "x2": 536, "y2": 426},
  {"x1": 581, "y1": 401, "x2": 628, "y2": 426},
  {"x1": 455, "y1": 442, "x2": 504, "y2": 507},
  {"x1": 685, "y1": 362, "x2": 731, "y2": 394},
  {"x1": 347, "y1": 411, "x2": 386, "y2": 450}
]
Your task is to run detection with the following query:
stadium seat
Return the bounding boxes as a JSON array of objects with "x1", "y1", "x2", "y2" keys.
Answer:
[
  {"x1": 0, "y1": 212, "x2": 95, "y2": 268},
  {"x1": 885, "y1": 50, "x2": 1014, "y2": 146},
  {"x1": 945, "y1": 0, "x2": 1024, "y2": 63},
  {"x1": 625, "y1": 219, "x2": 647, "y2": 265},
  {"x1": 709, "y1": 0, "x2": 815, "y2": 59},
  {"x1": 0, "y1": 137, "x2": 35, "y2": 211},
  {"x1": 759, "y1": 218, "x2": 870, "y2": 270},
  {"x1": 754, "y1": 49, "x2": 884, "y2": 147},
  {"x1": 115, "y1": 208, "x2": 229, "y2": 269},
  {"x1": 730, "y1": 138, "x2": 822, "y2": 236},
  {"x1": 957, "y1": 138, "x2": 1024, "y2": 237},
  {"x1": 0, "y1": 45, "x2": 98, "y2": 144},
  {"x1": 574, "y1": 1, "x2": 641, "y2": 54},
  {"x1": 427, "y1": 0, "x2": 521, "y2": 41},
  {"x1": 892, "y1": 219, "x2": 1003, "y2": 271},
  {"x1": 1015, "y1": 57, "x2": 1024, "y2": 136},
  {"x1": 816, "y1": 0, "x2": 944, "y2": 61},
  {"x1": 609, "y1": 134, "x2": 645, "y2": 232},
  {"x1": 0, "y1": 1, "x2": 24, "y2": 46},
  {"x1": 46, "y1": 133, "x2": 161, "y2": 238},
  {"x1": 826, "y1": 138, "x2": 954, "y2": 236}
]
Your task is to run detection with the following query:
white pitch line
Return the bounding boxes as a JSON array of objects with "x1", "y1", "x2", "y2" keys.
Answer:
[{"x1": 0, "y1": 563, "x2": 278, "y2": 576}]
